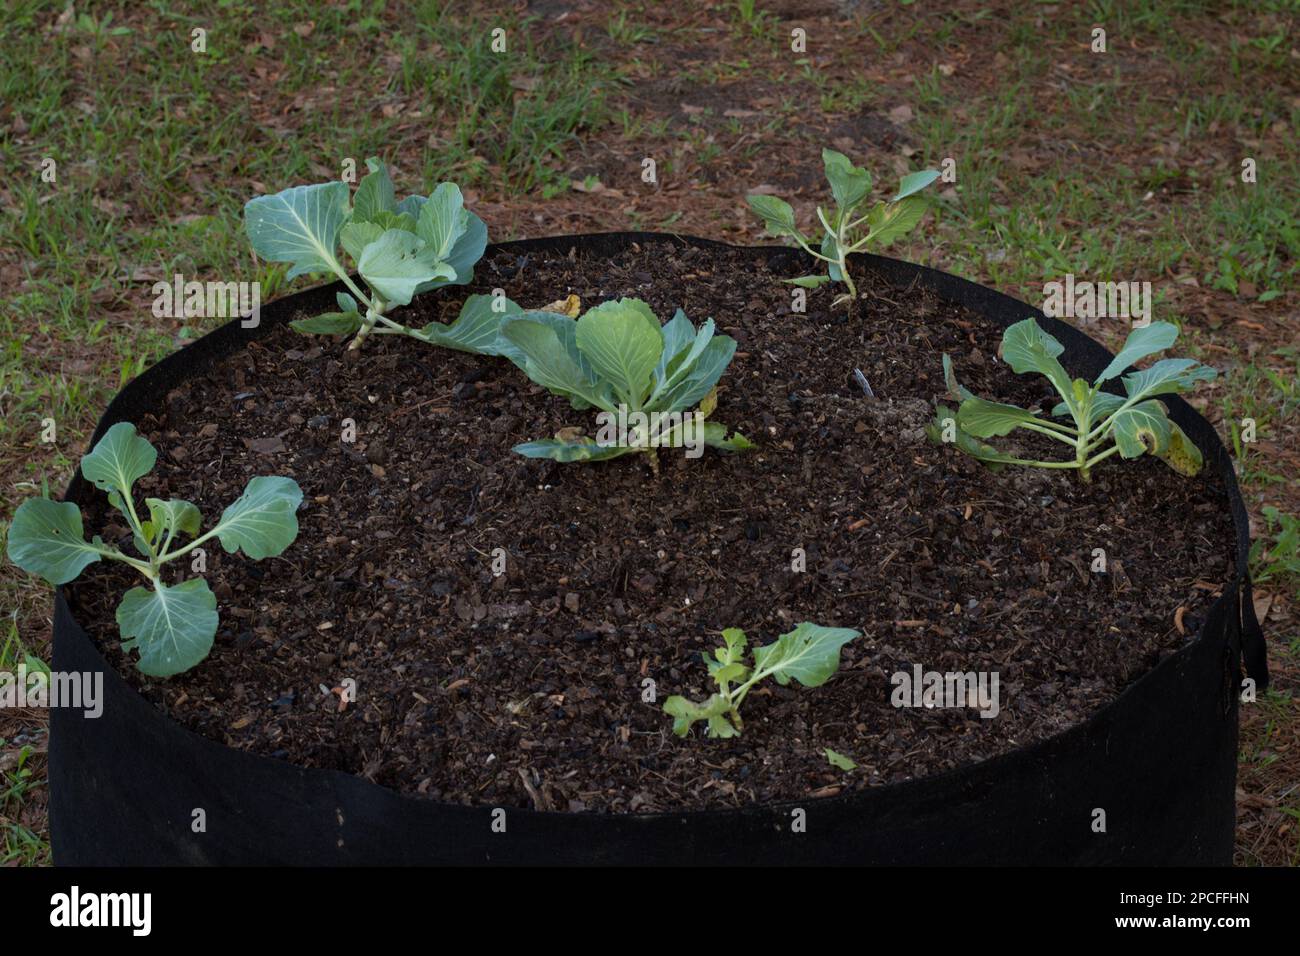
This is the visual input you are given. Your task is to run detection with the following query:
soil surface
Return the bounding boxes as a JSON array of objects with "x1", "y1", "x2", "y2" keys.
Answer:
[{"x1": 69, "y1": 240, "x2": 1235, "y2": 812}]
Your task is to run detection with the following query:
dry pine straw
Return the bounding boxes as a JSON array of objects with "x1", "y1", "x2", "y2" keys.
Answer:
[{"x1": 70, "y1": 241, "x2": 1233, "y2": 813}]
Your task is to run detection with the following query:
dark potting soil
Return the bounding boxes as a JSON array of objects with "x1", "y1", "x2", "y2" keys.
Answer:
[{"x1": 69, "y1": 240, "x2": 1234, "y2": 813}]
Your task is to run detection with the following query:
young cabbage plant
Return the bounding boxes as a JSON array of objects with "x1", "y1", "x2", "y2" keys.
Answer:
[
  {"x1": 664, "y1": 622, "x2": 861, "y2": 739},
  {"x1": 499, "y1": 298, "x2": 754, "y2": 468},
  {"x1": 6, "y1": 423, "x2": 302, "y2": 677},
  {"x1": 747, "y1": 149, "x2": 939, "y2": 305},
  {"x1": 928, "y1": 318, "x2": 1216, "y2": 481},
  {"x1": 245, "y1": 157, "x2": 516, "y2": 354}
]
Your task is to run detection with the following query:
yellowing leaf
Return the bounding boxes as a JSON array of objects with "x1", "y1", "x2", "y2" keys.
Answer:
[
  {"x1": 540, "y1": 294, "x2": 581, "y2": 317},
  {"x1": 1155, "y1": 421, "x2": 1204, "y2": 476}
]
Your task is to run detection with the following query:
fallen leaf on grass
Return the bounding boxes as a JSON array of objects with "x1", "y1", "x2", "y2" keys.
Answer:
[
  {"x1": 1236, "y1": 788, "x2": 1276, "y2": 810},
  {"x1": 1253, "y1": 591, "x2": 1274, "y2": 623}
]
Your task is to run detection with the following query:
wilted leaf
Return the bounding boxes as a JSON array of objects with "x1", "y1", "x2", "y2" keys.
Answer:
[
  {"x1": 1155, "y1": 420, "x2": 1204, "y2": 475},
  {"x1": 1112, "y1": 400, "x2": 1172, "y2": 458},
  {"x1": 942, "y1": 354, "x2": 974, "y2": 401},
  {"x1": 540, "y1": 294, "x2": 582, "y2": 317}
]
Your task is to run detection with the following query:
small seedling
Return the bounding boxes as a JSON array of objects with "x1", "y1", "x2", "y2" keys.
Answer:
[
  {"x1": 6, "y1": 423, "x2": 302, "y2": 677},
  {"x1": 929, "y1": 318, "x2": 1216, "y2": 481},
  {"x1": 747, "y1": 149, "x2": 939, "y2": 304},
  {"x1": 245, "y1": 157, "x2": 517, "y2": 354},
  {"x1": 500, "y1": 298, "x2": 753, "y2": 467},
  {"x1": 664, "y1": 622, "x2": 861, "y2": 738},
  {"x1": 1250, "y1": 506, "x2": 1300, "y2": 587}
]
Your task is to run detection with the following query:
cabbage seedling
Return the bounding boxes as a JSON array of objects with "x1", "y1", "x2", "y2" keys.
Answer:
[
  {"x1": 499, "y1": 298, "x2": 753, "y2": 467},
  {"x1": 928, "y1": 318, "x2": 1216, "y2": 481},
  {"x1": 6, "y1": 423, "x2": 302, "y2": 677},
  {"x1": 664, "y1": 622, "x2": 861, "y2": 738},
  {"x1": 245, "y1": 157, "x2": 517, "y2": 354},
  {"x1": 747, "y1": 149, "x2": 939, "y2": 304}
]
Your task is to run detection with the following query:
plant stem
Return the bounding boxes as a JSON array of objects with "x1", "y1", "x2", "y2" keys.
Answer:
[
  {"x1": 979, "y1": 455, "x2": 1087, "y2": 469},
  {"x1": 160, "y1": 523, "x2": 177, "y2": 564},
  {"x1": 113, "y1": 489, "x2": 168, "y2": 578},
  {"x1": 118, "y1": 491, "x2": 146, "y2": 548},
  {"x1": 1016, "y1": 420, "x2": 1080, "y2": 445},
  {"x1": 815, "y1": 205, "x2": 837, "y2": 239},
  {"x1": 836, "y1": 217, "x2": 857, "y2": 302},
  {"x1": 156, "y1": 524, "x2": 224, "y2": 565},
  {"x1": 729, "y1": 663, "x2": 773, "y2": 711},
  {"x1": 1084, "y1": 443, "x2": 1122, "y2": 469},
  {"x1": 790, "y1": 231, "x2": 836, "y2": 266},
  {"x1": 841, "y1": 260, "x2": 858, "y2": 300},
  {"x1": 982, "y1": 442, "x2": 1122, "y2": 479},
  {"x1": 335, "y1": 271, "x2": 374, "y2": 313},
  {"x1": 1032, "y1": 416, "x2": 1079, "y2": 434},
  {"x1": 843, "y1": 211, "x2": 873, "y2": 234},
  {"x1": 349, "y1": 302, "x2": 396, "y2": 351},
  {"x1": 1084, "y1": 399, "x2": 1137, "y2": 445},
  {"x1": 817, "y1": 205, "x2": 858, "y2": 302},
  {"x1": 93, "y1": 544, "x2": 155, "y2": 580}
]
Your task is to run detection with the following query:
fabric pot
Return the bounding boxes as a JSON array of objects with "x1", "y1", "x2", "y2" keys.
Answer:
[{"x1": 49, "y1": 233, "x2": 1268, "y2": 865}]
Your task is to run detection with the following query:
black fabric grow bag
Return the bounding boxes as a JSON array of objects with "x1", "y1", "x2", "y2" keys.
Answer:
[{"x1": 50, "y1": 233, "x2": 1267, "y2": 865}]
